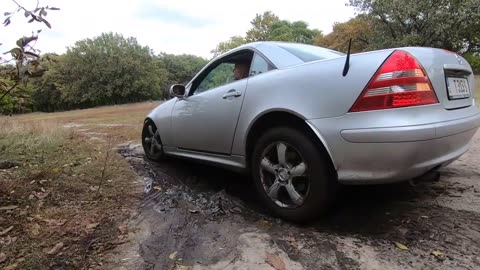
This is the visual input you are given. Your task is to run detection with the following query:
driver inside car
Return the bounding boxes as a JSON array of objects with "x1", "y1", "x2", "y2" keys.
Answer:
[{"x1": 233, "y1": 62, "x2": 250, "y2": 80}]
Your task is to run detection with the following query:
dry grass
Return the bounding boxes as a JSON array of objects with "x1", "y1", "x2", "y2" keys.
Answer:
[
  {"x1": 0, "y1": 101, "x2": 160, "y2": 269},
  {"x1": 9, "y1": 101, "x2": 161, "y2": 141},
  {"x1": 0, "y1": 119, "x2": 67, "y2": 162}
]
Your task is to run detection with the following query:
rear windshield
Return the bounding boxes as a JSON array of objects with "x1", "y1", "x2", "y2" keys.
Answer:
[{"x1": 278, "y1": 43, "x2": 346, "y2": 63}]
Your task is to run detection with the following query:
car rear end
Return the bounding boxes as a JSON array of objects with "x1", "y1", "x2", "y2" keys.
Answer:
[{"x1": 306, "y1": 47, "x2": 480, "y2": 184}]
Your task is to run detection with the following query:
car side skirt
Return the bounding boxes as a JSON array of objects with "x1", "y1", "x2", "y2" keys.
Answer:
[{"x1": 163, "y1": 146, "x2": 247, "y2": 173}]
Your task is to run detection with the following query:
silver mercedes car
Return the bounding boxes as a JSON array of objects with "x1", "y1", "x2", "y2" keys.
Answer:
[{"x1": 142, "y1": 41, "x2": 480, "y2": 222}]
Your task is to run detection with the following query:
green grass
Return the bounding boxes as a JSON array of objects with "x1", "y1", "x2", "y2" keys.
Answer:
[{"x1": 475, "y1": 75, "x2": 480, "y2": 106}]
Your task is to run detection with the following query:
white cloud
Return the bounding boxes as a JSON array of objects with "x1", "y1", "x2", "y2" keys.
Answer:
[{"x1": 0, "y1": 0, "x2": 356, "y2": 59}]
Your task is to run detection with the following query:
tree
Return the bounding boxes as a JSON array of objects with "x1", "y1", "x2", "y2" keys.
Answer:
[
  {"x1": 30, "y1": 53, "x2": 65, "y2": 112},
  {"x1": 463, "y1": 53, "x2": 480, "y2": 73},
  {"x1": 158, "y1": 53, "x2": 208, "y2": 86},
  {"x1": 245, "y1": 11, "x2": 280, "y2": 42},
  {"x1": 58, "y1": 32, "x2": 166, "y2": 109},
  {"x1": 0, "y1": 64, "x2": 34, "y2": 114},
  {"x1": 314, "y1": 16, "x2": 373, "y2": 53},
  {"x1": 245, "y1": 11, "x2": 321, "y2": 44},
  {"x1": 1, "y1": 1, "x2": 59, "y2": 103},
  {"x1": 25, "y1": 39, "x2": 207, "y2": 112},
  {"x1": 211, "y1": 36, "x2": 247, "y2": 57},
  {"x1": 269, "y1": 20, "x2": 321, "y2": 44},
  {"x1": 212, "y1": 11, "x2": 322, "y2": 57},
  {"x1": 348, "y1": 0, "x2": 480, "y2": 53}
]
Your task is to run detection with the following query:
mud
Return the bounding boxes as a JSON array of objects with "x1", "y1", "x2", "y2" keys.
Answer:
[{"x1": 103, "y1": 131, "x2": 480, "y2": 270}]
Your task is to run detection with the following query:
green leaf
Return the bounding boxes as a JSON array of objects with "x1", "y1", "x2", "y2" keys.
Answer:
[
  {"x1": 4, "y1": 12, "x2": 11, "y2": 16},
  {"x1": 47, "y1": 7, "x2": 60, "y2": 11},
  {"x1": 24, "y1": 11, "x2": 31, "y2": 17},
  {"x1": 3, "y1": 17, "x2": 11, "y2": 26},
  {"x1": 16, "y1": 38, "x2": 24, "y2": 47},
  {"x1": 37, "y1": 29, "x2": 42, "y2": 34},
  {"x1": 15, "y1": 36, "x2": 38, "y2": 48},
  {"x1": 41, "y1": 9, "x2": 47, "y2": 16},
  {"x1": 41, "y1": 18, "x2": 51, "y2": 29},
  {"x1": 28, "y1": 18, "x2": 35, "y2": 23}
]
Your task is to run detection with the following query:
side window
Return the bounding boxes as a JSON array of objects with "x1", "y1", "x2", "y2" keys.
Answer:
[
  {"x1": 194, "y1": 63, "x2": 235, "y2": 94},
  {"x1": 249, "y1": 54, "x2": 274, "y2": 77},
  {"x1": 190, "y1": 50, "x2": 254, "y2": 95}
]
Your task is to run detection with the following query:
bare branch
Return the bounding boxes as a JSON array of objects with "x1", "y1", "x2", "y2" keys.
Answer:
[
  {"x1": 12, "y1": 0, "x2": 28, "y2": 12},
  {"x1": 0, "y1": 83, "x2": 19, "y2": 100}
]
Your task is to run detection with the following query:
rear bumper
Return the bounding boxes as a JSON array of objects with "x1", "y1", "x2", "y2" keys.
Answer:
[
  {"x1": 307, "y1": 110, "x2": 480, "y2": 184},
  {"x1": 340, "y1": 113, "x2": 480, "y2": 143},
  {"x1": 336, "y1": 128, "x2": 477, "y2": 184}
]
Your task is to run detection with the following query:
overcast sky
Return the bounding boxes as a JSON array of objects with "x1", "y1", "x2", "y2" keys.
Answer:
[{"x1": 1, "y1": 0, "x2": 356, "y2": 59}]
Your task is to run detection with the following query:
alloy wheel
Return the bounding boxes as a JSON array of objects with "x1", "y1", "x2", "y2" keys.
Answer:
[
  {"x1": 259, "y1": 141, "x2": 309, "y2": 208},
  {"x1": 143, "y1": 122, "x2": 162, "y2": 156}
]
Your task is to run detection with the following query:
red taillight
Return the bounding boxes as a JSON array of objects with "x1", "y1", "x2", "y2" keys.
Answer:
[{"x1": 349, "y1": 50, "x2": 438, "y2": 112}]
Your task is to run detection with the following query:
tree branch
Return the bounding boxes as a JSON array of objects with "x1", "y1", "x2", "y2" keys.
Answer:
[
  {"x1": 377, "y1": 13, "x2": 397, "y2": 40},
  {"x1": 0, "y1": 83, "x2": 18, "y2": 100},
  {"x1": 357, "y1": 36, "x2": 370, "y2": 45},
  {"x1": 12, "y1": 0, "x2": 28, "y2": 12}
]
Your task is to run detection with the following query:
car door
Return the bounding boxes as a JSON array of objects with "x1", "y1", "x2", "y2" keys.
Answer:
[{"x1": 171, "y1": 52, "x2": 251, "y2": 154}]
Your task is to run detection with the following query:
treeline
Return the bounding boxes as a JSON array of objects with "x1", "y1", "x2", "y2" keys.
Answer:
[
  {"x1": 0, "y1": 32, "x2": 207, "y2": 114},
  {"x1": 2, "y1": 0, "x2": 480, "y2": 114},
  {"x1": 317, "y1": 0, "x2": 480, "y2": 64},
  {"x1": 213, "y1": 0, "x2": 480, "y2": 69}
]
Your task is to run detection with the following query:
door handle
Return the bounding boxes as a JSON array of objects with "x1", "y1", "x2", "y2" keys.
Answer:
[{"x1": 222, "y1": 89, "x2": 242, "y2": 99}]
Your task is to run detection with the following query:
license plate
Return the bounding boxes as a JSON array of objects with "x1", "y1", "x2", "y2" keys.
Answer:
[{"x1": 446, "y1": 77, "x2": 470, "y2": 100}]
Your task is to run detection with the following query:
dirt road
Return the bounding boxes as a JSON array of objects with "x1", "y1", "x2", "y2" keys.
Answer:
[{"x1": 103, "y1": 131, "x2": 480, "y2": 270}]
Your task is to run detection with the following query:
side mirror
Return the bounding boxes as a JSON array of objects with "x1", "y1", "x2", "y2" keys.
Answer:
[{"x1": 169, "y1": 84, "x2": 186, "y2": 98}]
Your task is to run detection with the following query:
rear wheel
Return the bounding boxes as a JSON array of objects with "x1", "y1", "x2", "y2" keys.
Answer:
[
  {"x1": 251, "y1": 127, "x2": 336, "y2": 222},
  {"x1": 142, "y1": 119, "x2": 164, "y2": 161}
]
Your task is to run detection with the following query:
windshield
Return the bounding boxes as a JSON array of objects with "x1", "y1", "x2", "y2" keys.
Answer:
[{"x1": 277, "y1": 43, "x2": 346, "y2": 63}]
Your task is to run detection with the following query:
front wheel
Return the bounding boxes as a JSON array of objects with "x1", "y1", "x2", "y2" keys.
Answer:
[
  {"x1": 251, "y1": 127, "x2": 336, "y2": 222},
  {"x1": 141, "y1": 119, "x2": 164, "y2": 161}
]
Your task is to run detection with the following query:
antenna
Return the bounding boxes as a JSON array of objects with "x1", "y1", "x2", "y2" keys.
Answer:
[{"x1": 342, "y1": 38, "x2": 352, "y2": 77}]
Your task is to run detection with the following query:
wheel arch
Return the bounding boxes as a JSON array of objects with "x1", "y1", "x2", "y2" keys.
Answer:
[{"x1": 245, "y1": 110, "x2": 337, "y2": 175}]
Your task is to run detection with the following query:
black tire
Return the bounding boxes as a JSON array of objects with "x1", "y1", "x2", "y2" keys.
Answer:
[
  {"x1": 141, "y1": 119, "x2": 165, "y2": 161},
  {"x1": 251, "y1": 126, "x2": 337, "y2": 223}
]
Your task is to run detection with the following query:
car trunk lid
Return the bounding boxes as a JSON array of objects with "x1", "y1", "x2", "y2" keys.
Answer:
[{"x1": 403, "y1": 47, "x2": 475, "y2": 110}]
